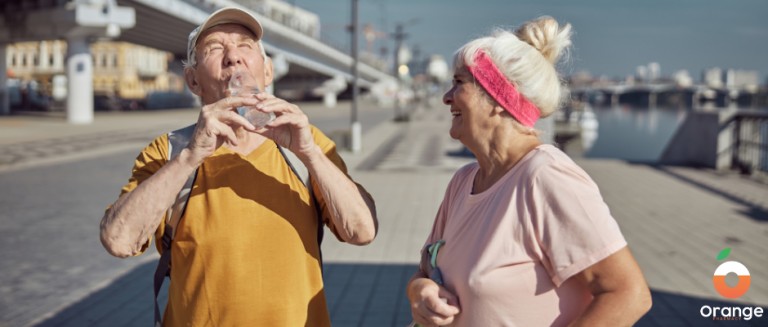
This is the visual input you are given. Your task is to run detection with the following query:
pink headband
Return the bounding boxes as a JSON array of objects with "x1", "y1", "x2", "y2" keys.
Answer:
[{"x1": 467, "y1": 50, "x2": 540, "y2": 127}]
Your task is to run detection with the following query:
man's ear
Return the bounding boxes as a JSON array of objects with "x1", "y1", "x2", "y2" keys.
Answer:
[
  {"x1": 264, "y1": 57, "x2": 274, "y2": 88},
  {"x1": 184, "y1": 67, "x2": 202, "y2": 96}
]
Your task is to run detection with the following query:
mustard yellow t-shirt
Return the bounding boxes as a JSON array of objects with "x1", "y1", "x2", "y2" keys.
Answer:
[{"x1": 119, "y1": 126, "x2": 349, "y2": 326}]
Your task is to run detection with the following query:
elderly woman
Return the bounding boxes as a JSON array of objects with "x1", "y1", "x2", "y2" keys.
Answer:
[{"x1": 406, "y1": 16, "x2": 652, "y2": 326}]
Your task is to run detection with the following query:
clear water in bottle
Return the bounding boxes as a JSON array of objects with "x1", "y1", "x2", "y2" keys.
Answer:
[{"x1": 228, "y1": 70, "x2": 275, "y2": 129}]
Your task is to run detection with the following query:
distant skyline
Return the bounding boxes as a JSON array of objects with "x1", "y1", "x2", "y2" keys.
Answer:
[{"x1": 294, "y1": 0, "x2": 768, "y2": 82}]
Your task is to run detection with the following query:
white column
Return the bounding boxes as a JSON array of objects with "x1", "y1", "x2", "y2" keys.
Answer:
[
  {"x1": 323, "y1": 92, "x2": 337, "y2": 108},
  {"x1": 66, "y1": 37, "x2": 93, "y2": 124},
  {"x1": 351, "y1": 121, "x2": 362, "y2": 152},
  {"x1": 0, "y1": 43, "x2": 8, "y2": 115}
]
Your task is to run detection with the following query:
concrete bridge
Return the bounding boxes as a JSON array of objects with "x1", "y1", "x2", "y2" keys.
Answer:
[
  {"x1": 0, "y1": 0, "x2": 395, "y2": 123},
  {"x1": 571, "y1": 83, "x2": 763, "y2": 109}
]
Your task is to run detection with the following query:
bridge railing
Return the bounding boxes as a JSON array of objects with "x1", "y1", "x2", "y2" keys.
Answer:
[{"x1": 730, "y1": 110, "x2": 768, "y2": 175}]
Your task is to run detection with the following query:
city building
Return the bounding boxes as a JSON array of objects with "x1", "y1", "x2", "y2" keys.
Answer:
[{"x1": 6, "y1": 40, "x2": 185, "y2": 110}]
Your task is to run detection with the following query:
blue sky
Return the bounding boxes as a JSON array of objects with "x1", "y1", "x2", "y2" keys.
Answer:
[{"x1": 295, "y1": 0, "x2": 768, "y2": 81}]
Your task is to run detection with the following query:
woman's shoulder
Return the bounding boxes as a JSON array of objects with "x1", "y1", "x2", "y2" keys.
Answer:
[
  {"x1": 453, "y1": 161, "x2": 479, "y2": 179},
  {"x1": 525, "y1": 144, "x2": 593, "y2": 184},
  {"x1": 442, "y1": 162, "x2": 478, "y2": 191},
  {"x1": 523, "y1": 144, "x2": 578, "y2": 170}
]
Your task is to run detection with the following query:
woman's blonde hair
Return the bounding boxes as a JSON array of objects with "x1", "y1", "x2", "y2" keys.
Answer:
[{"x1": 453, "y1": 16, "x2": 572, "y2": 120}]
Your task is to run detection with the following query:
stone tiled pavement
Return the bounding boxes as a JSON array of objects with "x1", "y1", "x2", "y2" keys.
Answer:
[{"x1": 2, "y1": 102, "x2": 767, "y2": 326}]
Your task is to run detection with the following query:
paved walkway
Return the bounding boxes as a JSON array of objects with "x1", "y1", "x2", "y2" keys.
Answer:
[{"x1": 2, "y1": 102, "x2": 767, "y2": 326}]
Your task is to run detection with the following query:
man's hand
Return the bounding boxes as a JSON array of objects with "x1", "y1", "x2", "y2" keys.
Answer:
[
  {"x1": 186, "y1": 96, "x2": 259, "y2": 166},
  {"x1": 408, "y1": 277, "x2": 461, "y2": 327},
  {"x1": 251, "y1": 93, "x2": 315, "y2": 158}
]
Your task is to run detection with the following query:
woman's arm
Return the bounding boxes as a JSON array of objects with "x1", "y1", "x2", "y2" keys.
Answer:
[{"x1": 568, "y1": 247, "x2": 652, "y2": 327}]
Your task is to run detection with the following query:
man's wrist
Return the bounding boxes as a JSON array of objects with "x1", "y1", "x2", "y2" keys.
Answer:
[
  {"x1": 176, "y1": 148, "x2": 203, "y2": 172},
  {"x1": 298, "y1": 144, "x2": 324, "y2": 163}
]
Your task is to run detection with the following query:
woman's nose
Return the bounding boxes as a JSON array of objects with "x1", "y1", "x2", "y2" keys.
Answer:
[{"x1": 443, "y1": 88, "x2": 454, "y2": 105}]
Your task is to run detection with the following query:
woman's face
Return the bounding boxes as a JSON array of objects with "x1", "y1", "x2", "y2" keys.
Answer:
[{"x1": 443, "y1": 66, "x2": 495, "y2": 142}]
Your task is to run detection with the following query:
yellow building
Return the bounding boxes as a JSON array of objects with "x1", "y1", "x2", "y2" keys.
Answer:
[{"x1": 6, "y1": 40, "x2": 184, "y2": 107}]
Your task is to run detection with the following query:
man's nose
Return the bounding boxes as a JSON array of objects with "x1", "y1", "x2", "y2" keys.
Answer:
[{"x1": 223, "y1": 45, "x2": 244, "y2": 67}]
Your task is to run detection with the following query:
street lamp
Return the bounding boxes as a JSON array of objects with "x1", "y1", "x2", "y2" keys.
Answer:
[{"x1": 392, "y1": 18, "x2": 420, "y2": 122}]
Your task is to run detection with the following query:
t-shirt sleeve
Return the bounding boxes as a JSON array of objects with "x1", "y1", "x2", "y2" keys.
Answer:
[
  {"x1": 307, "y1": 126, "x2": 375, "y2": 242},
  {"x1": 104, "y1": 134, "x2": 169, "y2": 255},
  {"x1": 528, "y1": 159, "x2": 627, "y2": 286}
]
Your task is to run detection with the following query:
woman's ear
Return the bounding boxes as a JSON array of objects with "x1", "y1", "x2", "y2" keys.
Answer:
[
  {"x1": 184, "y1": 67, "x2": 202, "y2": 96},
  {"x1": 492, "y1": 104, "x2": 506, "y2": 115},
  {"x1": 487, "y1": 100, "x2": 507, "y2": 118}
]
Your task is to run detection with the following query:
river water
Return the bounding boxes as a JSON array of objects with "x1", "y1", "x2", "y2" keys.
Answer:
[{"x1": 582, "y1": 106, "x2": 689, "y2": 162}]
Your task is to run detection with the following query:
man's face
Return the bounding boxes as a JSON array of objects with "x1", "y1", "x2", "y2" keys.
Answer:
[{"x1": 185, "y1": 23, "x2": 273, "y2": 105}]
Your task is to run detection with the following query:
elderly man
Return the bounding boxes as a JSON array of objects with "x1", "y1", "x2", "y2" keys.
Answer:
[{"x1": 99, "y1": 7, "x2": 377, "y2": 326}]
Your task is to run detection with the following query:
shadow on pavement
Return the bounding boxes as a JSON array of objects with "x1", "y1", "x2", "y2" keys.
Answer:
[
  {"x1": 650, "y1": 165, "x2": 768, "y2": 223},
  {"x1": 637, "y1": 288, "x2": 767, "y2": 327},
  {"x1": 34, "y1": 261, "x2": 767, "y2": 327},
  {"x1": 33, "y1": 262, "x2": 416, "y2": 327}
]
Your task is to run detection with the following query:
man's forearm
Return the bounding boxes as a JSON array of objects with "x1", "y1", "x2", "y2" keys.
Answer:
[
  {"x1": 100, "y1": 149, "x2": 200, "y2": 257},
  {"x1": 302, "y1": 145, "x2": 377, "y2": 245}
]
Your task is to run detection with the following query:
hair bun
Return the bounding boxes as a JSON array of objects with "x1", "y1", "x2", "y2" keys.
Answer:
[{"x1": 514, "y1": 16, "x2": 572, "y2": 64}]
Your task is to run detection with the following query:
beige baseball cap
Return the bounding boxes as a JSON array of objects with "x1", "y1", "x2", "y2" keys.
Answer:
[{"x1": 186, "y1": 7, "x2": 264, "y2": 65}]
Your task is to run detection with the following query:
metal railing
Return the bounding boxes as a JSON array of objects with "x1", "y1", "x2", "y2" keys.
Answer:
[{"x1": 730, "y1": 110, "x2": 768, "y2": 174}]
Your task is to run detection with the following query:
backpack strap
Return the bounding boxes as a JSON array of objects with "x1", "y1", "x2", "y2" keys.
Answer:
[
  {"x1": 154, "y1": 124, "x2": 197, "y2": 327},
  {"x1": 277, "y1": 144, "x2": 325, "y2": 265},
  {"x1": 152, "y1": 125, "x2": 324, "y2": 326}
]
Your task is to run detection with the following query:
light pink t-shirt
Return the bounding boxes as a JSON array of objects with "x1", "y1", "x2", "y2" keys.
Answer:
[{"x1": 424, "y1": 144, "x2": 627, "y2": 326}]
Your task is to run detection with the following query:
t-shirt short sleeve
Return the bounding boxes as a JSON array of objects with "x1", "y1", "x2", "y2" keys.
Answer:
[{"x1": 528, "y1": 159, "x2": 627, "y2": 286}]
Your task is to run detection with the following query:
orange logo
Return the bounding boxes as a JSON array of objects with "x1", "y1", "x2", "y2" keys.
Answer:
[{"x1": 712, "y1": 248, "x2": 751, "y2": 299}]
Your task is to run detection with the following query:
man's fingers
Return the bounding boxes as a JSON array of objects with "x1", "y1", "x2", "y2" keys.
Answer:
[
  {"x1": 218, "y1": 110, "x2": 256, "y2": 131},
  {"x1": 255, "y1": 98, "x2": 301, "y2": 115},
  {"x1": 206, "y1": 97, "x2": 261, "y2": 113},
  {"x1": 254, "y1": 92, "x2": 276, "y2": 101},
  {"x1": 263, "y1": 113, "x2": 296, "y2": 128},
  {"x1": 203, "y1": 121, "x2": 238, "y2": 146}
]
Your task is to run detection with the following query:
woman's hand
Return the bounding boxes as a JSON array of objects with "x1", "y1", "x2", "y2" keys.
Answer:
[{"x1": 408, "y1": 277, "x2": 461, "y2": 326}]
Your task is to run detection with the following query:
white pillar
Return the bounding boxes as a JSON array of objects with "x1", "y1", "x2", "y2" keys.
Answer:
[
  {"x1": 66, "y1": 37, "x2": 93, "y2": 124},
  {"x1": 0, "y1": 43, "x2": 9, "y2": 115},
  {"x1": 323, "y1": 92, "x2": 337, "y2": 108},
  {"x1": 351, "y1": 121, "x2": 362, "y2": 152}
]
